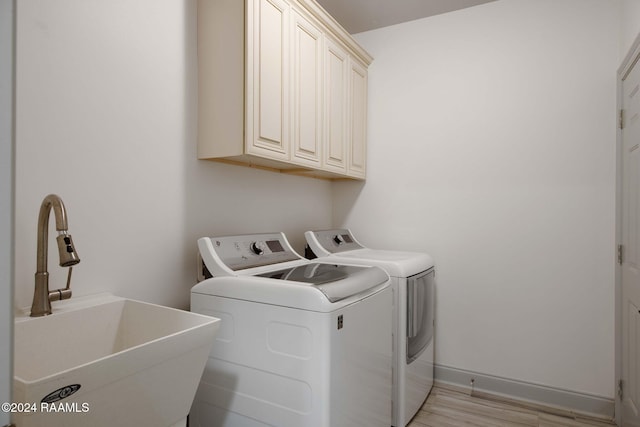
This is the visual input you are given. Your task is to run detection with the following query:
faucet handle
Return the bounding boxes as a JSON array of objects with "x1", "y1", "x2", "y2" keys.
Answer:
[{"x1": 56, "y1": 233, "x2": 80, "y2": 267}]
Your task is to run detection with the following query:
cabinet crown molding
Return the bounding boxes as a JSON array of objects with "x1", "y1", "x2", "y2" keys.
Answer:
[{"x1": 296, "y1": 0, "x2": 373, "y2": 66}]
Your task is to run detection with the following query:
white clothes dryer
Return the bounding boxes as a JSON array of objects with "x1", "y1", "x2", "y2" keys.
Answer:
[
  {"x1": 190, "y1": 232, "x2": 393, "y2": 427},
  {"x1": 305, "y1": 229, "x2": 435, "y2": 427}
]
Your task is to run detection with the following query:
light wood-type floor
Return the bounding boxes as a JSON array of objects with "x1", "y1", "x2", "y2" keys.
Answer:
[{"x1": 408, "y1": 386, "x2": 617, "y2": 427}]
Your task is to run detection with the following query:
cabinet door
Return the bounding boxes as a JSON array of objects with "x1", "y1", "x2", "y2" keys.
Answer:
[
  {"x1": 323, "y1": 37, "x2": 348, "y2": 174},
  {"x1": 291, "y1": 11, "x2": 322, "y2": 167},
  {"x1": 246, "y1": 0, "x2": 290, "y2": 160},
  {"x1": 348, "y1": 59, "x2": 367, "y2": 178}
]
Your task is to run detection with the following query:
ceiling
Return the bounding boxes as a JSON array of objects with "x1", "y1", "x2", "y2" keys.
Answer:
[{"x1": 315, "y1": 0, "x2": 497, "y2": 34}]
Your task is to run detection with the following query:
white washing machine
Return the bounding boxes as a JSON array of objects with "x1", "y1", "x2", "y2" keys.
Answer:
[
  {"x1": 190, "y1": 232, "x2": 393, "y2": 427},
  {"x1": 305, "y1": 229, "x2": 435, "y2": 427}
]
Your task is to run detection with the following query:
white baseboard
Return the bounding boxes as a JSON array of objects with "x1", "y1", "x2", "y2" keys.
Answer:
[{"x1": 434, "y1": 364, "x2": 615, "y2": 421}]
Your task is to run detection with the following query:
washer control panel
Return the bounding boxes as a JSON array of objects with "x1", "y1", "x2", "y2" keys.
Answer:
[
  {"x1": 310, "y1": 229, "x2": 364, "y2": 254},
  {"x1": 202, "y1": 233, "x2": 300, "y2": 271}
]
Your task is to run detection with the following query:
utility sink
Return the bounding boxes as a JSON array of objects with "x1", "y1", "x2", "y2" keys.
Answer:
[{"x1": 13, "y1": 294, "x2": 220, "y2": 427}]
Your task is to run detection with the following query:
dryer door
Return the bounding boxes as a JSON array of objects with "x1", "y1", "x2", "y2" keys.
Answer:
[{"x1": 406, "y1": 268, "x2": 435, "y2": 363}]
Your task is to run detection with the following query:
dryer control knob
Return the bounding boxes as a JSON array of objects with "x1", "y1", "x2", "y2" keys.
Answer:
[
  {"x1": 250, "y1": 241, "x2": 265, "y2": 255},
  {"x1": 333, "y1": 234, "x2": 345, "y2": 245}
]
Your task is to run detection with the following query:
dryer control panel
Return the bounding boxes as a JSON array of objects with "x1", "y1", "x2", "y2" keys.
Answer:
[{"x1": 307, "y1": 229, "x2": 365, "y2": 254}]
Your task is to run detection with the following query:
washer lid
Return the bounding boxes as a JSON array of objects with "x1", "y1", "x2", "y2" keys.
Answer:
[
  {"x1": 192, "y1": 269, "x2": 390, "y2": 312},
  {"x1": 256, "y1": 263, "x2": 389, "y2": 302}
]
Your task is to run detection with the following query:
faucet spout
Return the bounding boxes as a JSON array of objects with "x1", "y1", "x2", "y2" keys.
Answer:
[{"x1": 31, "y1": 194, "x2": 80, "y2": 317}]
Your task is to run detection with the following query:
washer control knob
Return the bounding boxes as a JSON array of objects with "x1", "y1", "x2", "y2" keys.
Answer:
[
  {"x1": 250, "y1": 241, "x2": 265, "y2": 255},
  {"x1": 333, "y1": 234, "x2": 345, "y2": 245}
]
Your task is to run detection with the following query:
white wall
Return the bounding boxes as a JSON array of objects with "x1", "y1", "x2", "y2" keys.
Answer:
[
  {"x1": 335, "y1": 0, "x2": 618, "y2": 398},
  {"x1": 14, "y1": 0, "x2": 333, "y2": 311},
  {"x1": 620, "y1": 0, "x2": 640, "y2": 59}
]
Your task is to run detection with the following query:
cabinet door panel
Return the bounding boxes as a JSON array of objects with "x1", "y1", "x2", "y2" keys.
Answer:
[
  {"x1": 349, "y1": 60, "x2": 367, "y2": 178},
  {"x1": 292, "y1": 12, "x2": 322, "y2": 166},
  {"x1": 324, "y1": 38, "x2": 348, "y2": 173},
  {"x1": 247, "y1": 0, "x2": 290, "y2": 160}
]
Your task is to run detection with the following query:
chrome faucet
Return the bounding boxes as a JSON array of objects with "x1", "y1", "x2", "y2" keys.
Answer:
[{"x1": 30, "y1": 194, "x2": 80, "y2": 317}]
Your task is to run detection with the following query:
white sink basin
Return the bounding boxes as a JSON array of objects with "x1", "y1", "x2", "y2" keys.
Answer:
[{"x1": 13, "y1": 294, "x2": 220, "y2": 427}]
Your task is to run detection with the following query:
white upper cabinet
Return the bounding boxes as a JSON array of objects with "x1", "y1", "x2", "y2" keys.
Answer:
[
  {"x1": 247, "y1": 0, "x2": 290, "y2": 161},
  {"x1": 291, "y1": 10, "x2": 323, "y2": 168},
  {"x1": 348, "y1": 59, "x2": 368, "y2": 179},
  {"x1": 323, "y1": 37, "x2": 348, "y2": 174},
  {"x1": 197, "y1": 0, "x2": 373, "y2": 180}
]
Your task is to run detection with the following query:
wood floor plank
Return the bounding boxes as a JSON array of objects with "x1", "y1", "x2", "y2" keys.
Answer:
[
  {"x1": 538, "y1": 413, "x2": 616, "y2": 427},
  {"x1": 432, "y1": 387, "x2": 541, "y2": 416},
  {"x1": 412, "y1": 411, "x2": 485, "y2": 427},
  {"x1": 427, "y1": 392, "x2": 538, "y2": 426},
  {"x1": 407, "y1": 387, "x2": 617, "y2": 427},
  {"x1": 422, "y1": 401, "x2": 535, "y2": 426}
]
